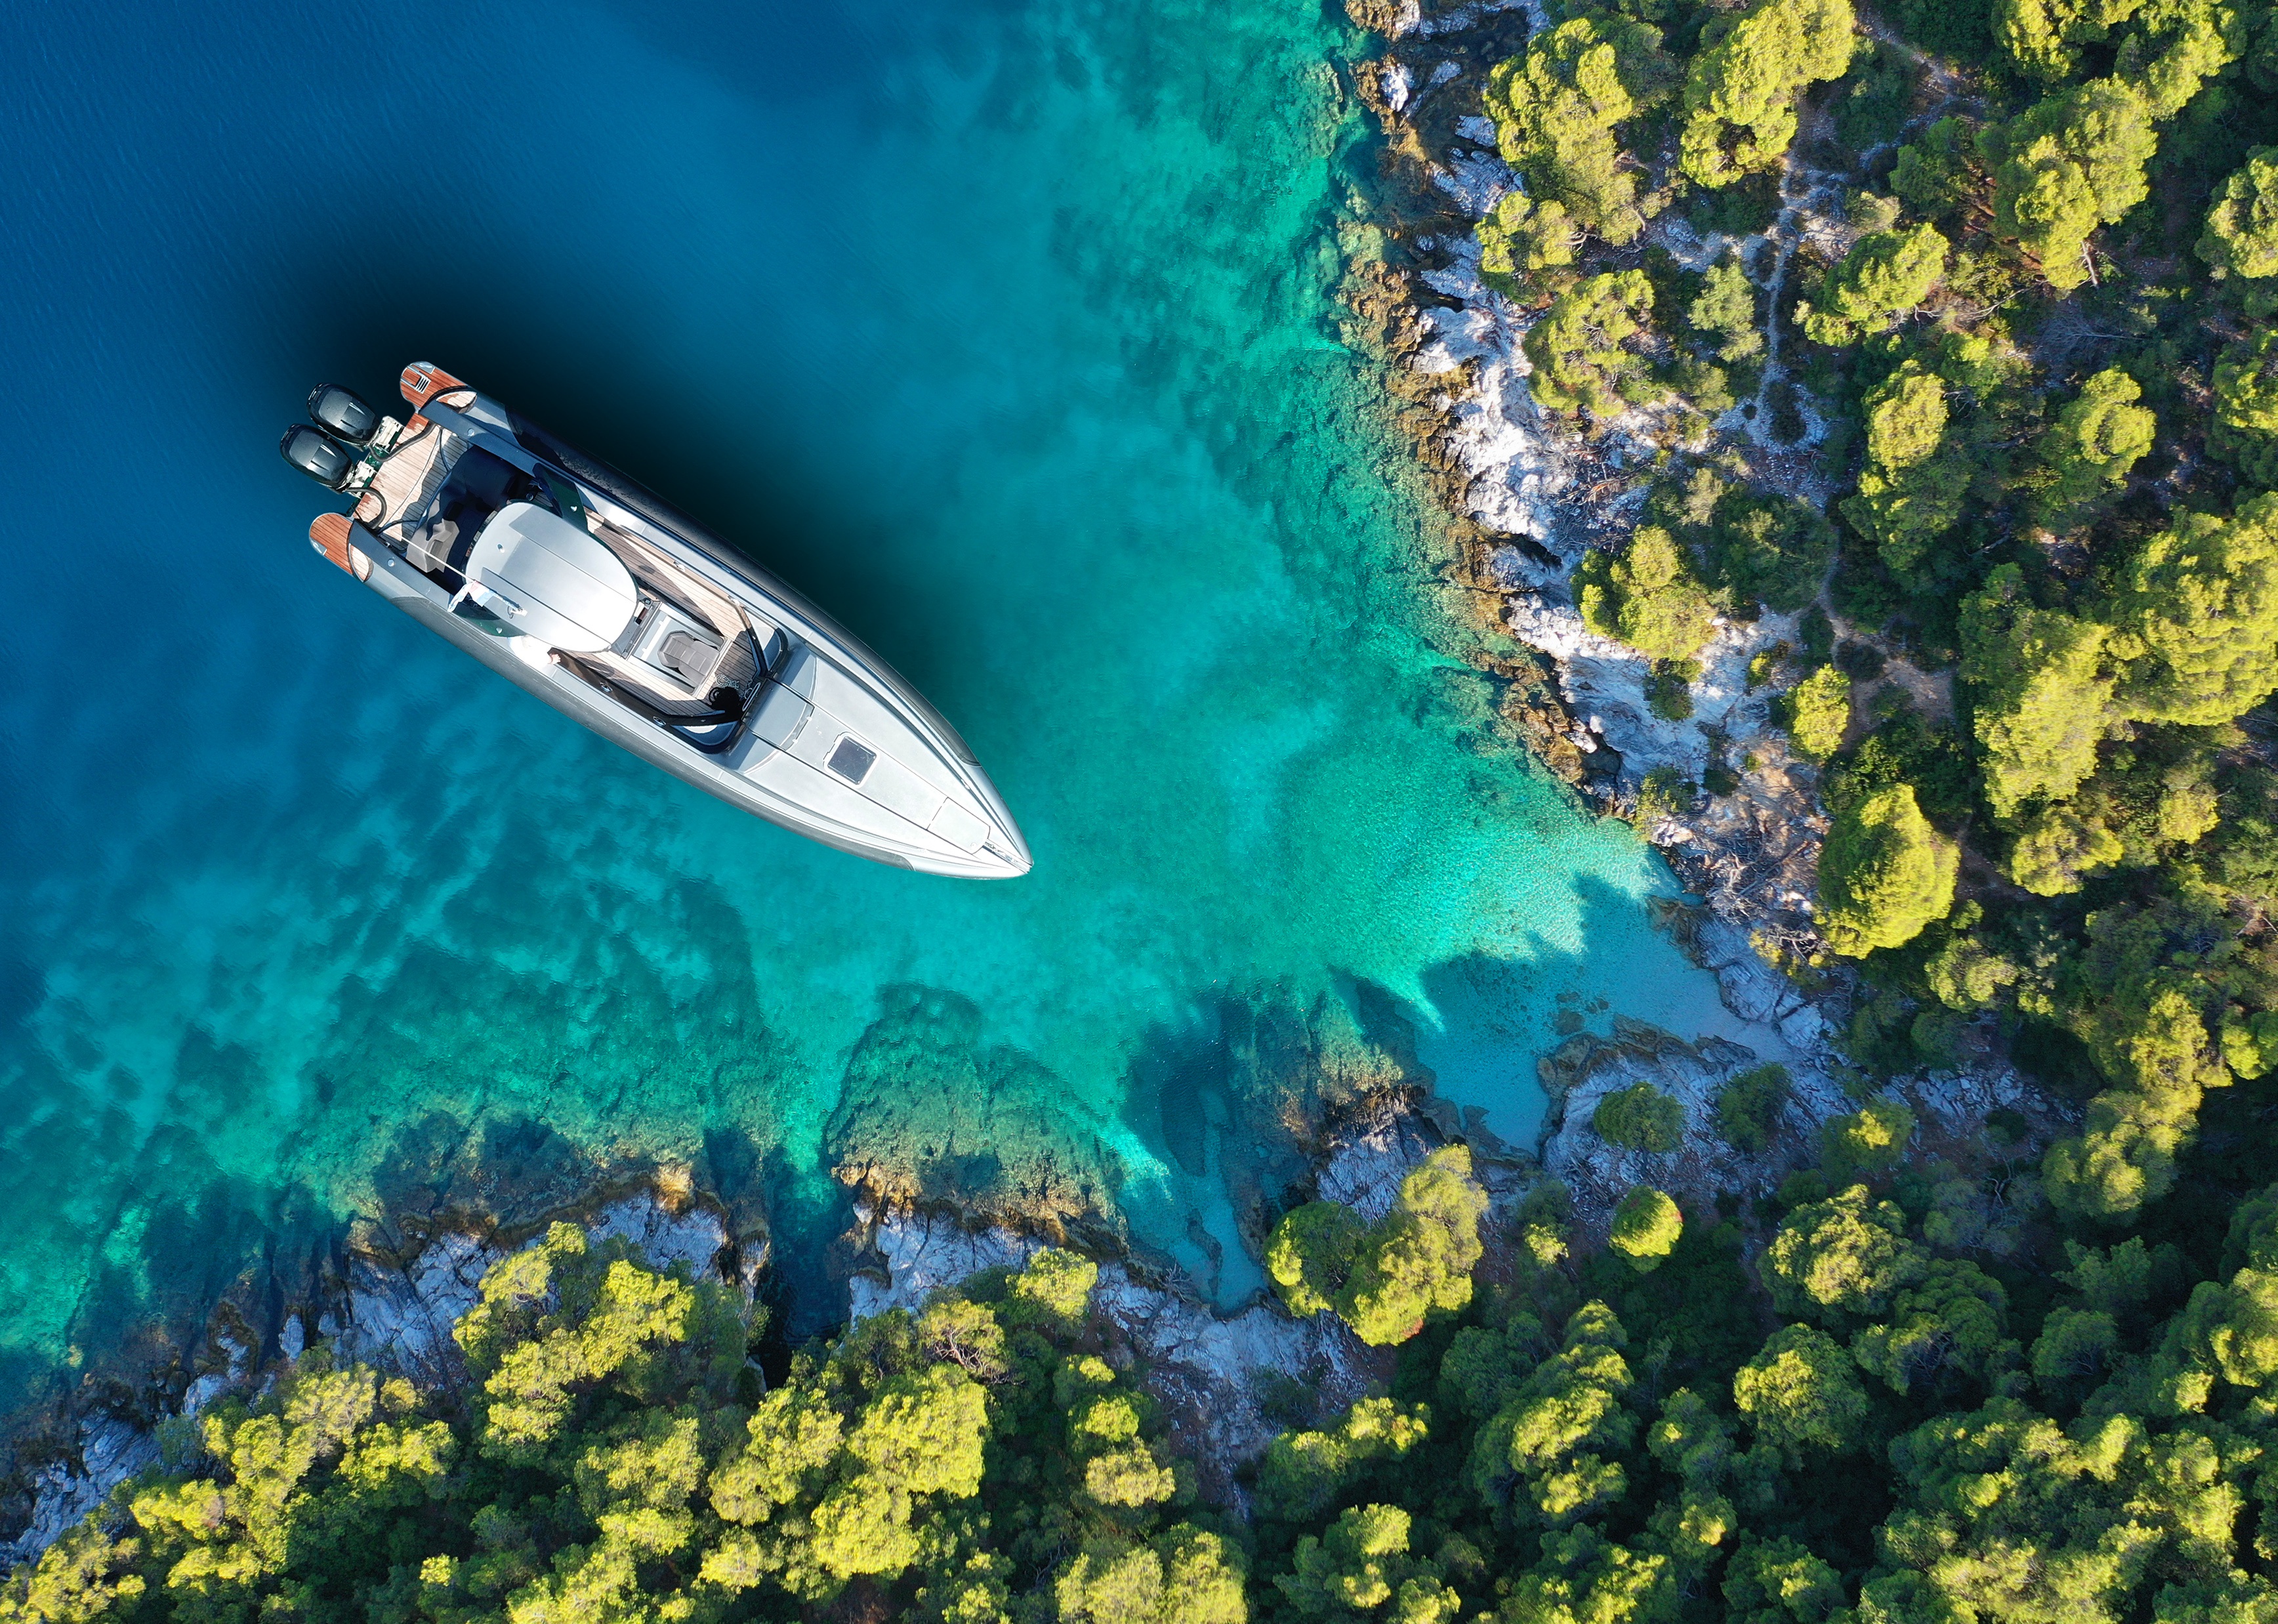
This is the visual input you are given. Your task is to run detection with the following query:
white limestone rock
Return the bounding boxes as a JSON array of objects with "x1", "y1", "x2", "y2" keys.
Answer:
[
  {"x1": 1314, "y1": 1113, "x2": 1438, "y2": 1222},
  {"x1": 0, "y1": 1417, "x2": 161, "y2": 1569},
  {"x1": 331, "y1": 1230, "x2": 503, "y2": 1388},
  {"x1": 1431, "y1": 148, "x2": 1519, "y2": 217},
  {"x1": 1535, "y1": 1020, "x2": 1854, "y2": 1230},
  {"x1": 846, "y1": 1207, "x2": 1041, "y2": 1320},
  {"x1": 587, "y1": 1194, "x2": 730, "y2": 1280},
  {"x1": 1088, "y1": 1264, "x2": 1375, "y2": 1509}
]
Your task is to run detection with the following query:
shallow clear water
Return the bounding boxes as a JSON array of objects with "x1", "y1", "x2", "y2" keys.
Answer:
[{"x1": 0, "y1": 0, "x2": 1739, "y2": 1402}]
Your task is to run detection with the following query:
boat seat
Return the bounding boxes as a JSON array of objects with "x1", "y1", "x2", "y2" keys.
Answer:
[{"x1": 406, "y1": 515, "x2": 461, "y2": 577}]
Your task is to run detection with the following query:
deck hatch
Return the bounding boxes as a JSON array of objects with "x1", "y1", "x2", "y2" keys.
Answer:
[{"x1": 827, "y1": 736, "x2": 877, "y2": 784}]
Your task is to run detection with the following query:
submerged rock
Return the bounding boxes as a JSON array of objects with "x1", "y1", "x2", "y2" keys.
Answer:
[{"x1": 827, "y1": 986, "x2": 1127, "y2": 1239}]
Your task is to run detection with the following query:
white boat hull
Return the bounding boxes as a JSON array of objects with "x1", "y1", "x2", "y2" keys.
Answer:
[{"x1": 302, "y1": 364, "x2": 1031, "y2": 879}]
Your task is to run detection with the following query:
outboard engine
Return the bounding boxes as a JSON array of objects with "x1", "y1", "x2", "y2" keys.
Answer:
[
  {"x1": 306, "y1": 383, "x2": 379, "y2": 444},
  {"x1": 279, "y1": 425, "x2": 355, "y2": 489}
]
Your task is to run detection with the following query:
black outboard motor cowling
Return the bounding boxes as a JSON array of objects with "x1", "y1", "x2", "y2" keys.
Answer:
[
  {"x1": 280, "y1": 425, "x2": 355, "y2": 489},
  {"x1": 306, "y1": 384, "x2": 379, "y2": 444}
]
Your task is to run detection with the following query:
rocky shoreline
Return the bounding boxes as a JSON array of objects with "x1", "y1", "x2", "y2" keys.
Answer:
[
  {"x1": 1344, "y1": 0, "x2": 1878, "y2": 948},
  {"x1": 1323, "y1": 0, "x2": 2069, "y2": 1234},
  {"x1": 0, "y1": 1098, "x2": 1453, "y2": 1554}
]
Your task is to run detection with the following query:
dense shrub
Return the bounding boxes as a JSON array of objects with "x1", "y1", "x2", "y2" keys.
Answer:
[
  {"x1": 1593, "y1": 1081, "x2": 1688, "y2": 1152},
  {"x1": 1716, "y1": 1062, "x2": 1793, "y2": 1152}
]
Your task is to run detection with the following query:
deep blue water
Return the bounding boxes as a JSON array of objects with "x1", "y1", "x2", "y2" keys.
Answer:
[{"x1": 0, "y1": 0, "x2": 1741, "y2": 1405}]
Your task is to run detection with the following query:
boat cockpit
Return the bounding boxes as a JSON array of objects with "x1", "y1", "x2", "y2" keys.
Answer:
[{"x1": 311, "y1": 390, "x2": 789, "y2": 757}]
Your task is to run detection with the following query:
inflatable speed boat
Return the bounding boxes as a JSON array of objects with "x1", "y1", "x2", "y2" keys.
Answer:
[{"x1": 280, "y1": 364, "x2": 1030, "y2": 877}]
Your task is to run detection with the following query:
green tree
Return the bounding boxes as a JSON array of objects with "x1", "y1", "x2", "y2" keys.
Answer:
[
  {"x1": 1485, "y1": 15, "x2": 1678, "y2": 245},
  {"x1": 1724, "y1": 1536, "x2": 1844, "y2": 1624},
  {"x1": 1470, "y1": 1302, "x2": 1639, "y2": 1522},
  {"x1": 1787, "y1": 666, "x2": 1853, "y2": 764},
  {"x1": 1344, "y1": 1148, "x2": 1491, "y2": 1346},
  {"x1": 2213, "y1": 329, "x2": 2278, "y2": 486},
  {"x1": 1852, "y1": 1260, "x2": 2018, "y2": 1396},
  {"x1": 1708, "y1": 489, "x2": 1838, "y2": 613},
  {"x1": 1524, "y1": 270, "x2": 1661, "y2": 420},
  {"x1": 2124, "y1": 0, "x2": 2241, "y2": 120},
  {"x1": 1959, "y1": 566, "x2": 2115, "y2": 820},
  {"x1": 1647, "y1": 1386, "x2": 1770, "y2": 1556},
  {"x1": 1926, "y1": 915, "x2": 2021, "y2": 1010},
  {"x1": 1715, "y1": 1064, "x2": 1792, "y2": 1153},
  {"x1": 1501, "y1": 1526, "x2": 1672, "y2": 1624},
  {"x1": 1479, "y1": 190, "x2": 1580, "y2": 281},
  {"x1": 1870, "y1": 1397, "x2": 2240, "y2": 1624},
  {"x1": 1762, "y1": 1184, "x2": 1930, "y2": 1321},
  {"x1": 2201, "y1": 147, "x2": 2278, "y2": 279},
  {"x1": 2224, "y1": 1011, "x2": 2278, "y2": 1079},
  {"x1": 1800, "y1": 223, "x2": 1951, "y2": 346},
  {"x1": 1577, "y1": 527, "x2": 1722, "y2": 661},
  {"x1": 2044, "y1": 998, "x2": 2223, "y2": 1214},
  {"x1": 1256, "y1": 1397, "x2": 1433, "y2": 1522},
  {"x1": 1733, "y1": 1324, "x2": 1873, "y2": 1456},
  {"x1": 1894, "y1": 117, "x2": 1984, "y2": 224},
  {"x1": 1995, "y1": 0, "x2": 2146, "y2": 79},
  {"x1": 1055, "y1": 1528, "x2": 1247, "y2": 1624},
  {"x1": 1593, "y1": 1082, "x2": 1687, "y2": 1152},
  {"x1": 1817, "y1": 785, "x2": 1958, "y2": 955},
  {"x1": 2009, "y1": 804, "x2": 2126, "y2": 895},
  {"x1": 1276, "y1": 1505, "x2": 1456, "y2": 1621},
  {"x1": 1820, "y1": 1098, "x2": 1919, "y2": 1181},
  {"x1": 2109, "y1": 495, "x2": 2278, "y2": 724},
  {"x1": 1987, "y1": 82, "x2": 2158, "y2": 289},
  {"x1": 1690, "y1": 255, "x2": 1765, "y2": 362},
  {"x1": 1268, "y1": 1201, "x2": 1368, "y2": 1320},
  {"x1": 1611, "y1": 1187, "x2": 1684, "y2": 1272},
  {"x1": 2034, "y1": 368, "x2": 2155, "y2": 532},
  {"x1": 1843, "y1": 361, "x2": 1967, "y2": 580},
  {"x1": 2045, "y1": 986, "x2": 2224, "y2": 1220},
  {"x1": 1681, "y1": 0, "x2": 1858, "y2": 186},
  {"x1": 1268, "y1": 1150, "x2": 1490, "y2": 1346},
  {"x1": 2032, "y1": 1304, "x2": 2124, "y2": 1398},
  {"x1": 1011, "y1": 1245, "x2": 1101, "y2": 1326}
]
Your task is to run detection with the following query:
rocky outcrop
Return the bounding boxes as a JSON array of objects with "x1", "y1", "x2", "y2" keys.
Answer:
[
  {"x1": 325, "y1": 1232, "x2": 501, "y2": 1390},
  {"x1": 1534, "y1": 1015, "x2": 1852, "y2": 1232},
  {"x1": 1087, "y1": 1268, "x2": 1382, "y2": 1509},
  {"x1": 1346, "y1": 0, "x2": 1855, "y2": 1062},
  {"x1": 844, "y1": 1201, "x2": 1384, "y2": 1507},
  {"x1": 839, "y1": 1106, "x2": 1480, "y2": 1510},
  {"x1": 1314, "y1": 1109, "x2": 1447, "y2": 1220},
  {"x1": 0, "y1": 1186, "x2": 750, "y2": 1570},
  {"x1": 0, "y1": 1419, "x2": 159, "y2": 1572},
  {"x1": 844, "y1": 1205, "x2": 1043, "y2": 1320}
]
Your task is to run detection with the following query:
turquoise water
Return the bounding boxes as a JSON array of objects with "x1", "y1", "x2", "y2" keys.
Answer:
[{"x1": 0, "y1": 0, "x2": 1737, "y2": 1402}]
